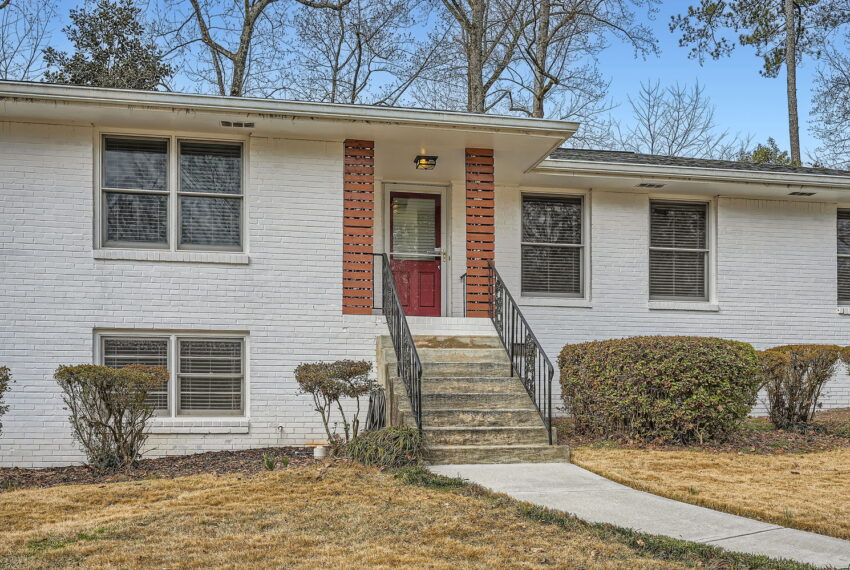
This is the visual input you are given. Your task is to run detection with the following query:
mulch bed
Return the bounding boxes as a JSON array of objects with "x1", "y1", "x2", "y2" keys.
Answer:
[
  {"x1": 0, "y1": 447, "x2": 316, "y2": 493},
  {"x1": 556, "y1": 409, "x2": 850, "y2": 455}
]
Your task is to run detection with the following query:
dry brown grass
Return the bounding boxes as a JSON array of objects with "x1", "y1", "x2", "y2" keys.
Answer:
[
  {"x1": 573, "y1": 447, "x2": 850, "y2": 541},
  {"x1": 0, "y1": 462, "x2": 683, "y2": 569}
]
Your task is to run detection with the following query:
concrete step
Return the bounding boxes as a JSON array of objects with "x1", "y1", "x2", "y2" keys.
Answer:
[
  {"x1": 384, "y1": 348, "x2": 509, "y2": 364},
  {"x1": 400, "y1": 392, "x2": 535, "y2": 411},
  {"x1": 422, "y1": 348, "x2": 509, "y2": 363},
  {"x1": 426, "y1": 426, "x2": 550, "y2": 446},
  {"x1": 422, "y1": 361, "x2": 512, "y2": 377},
  {"x1": 419, "y1": 377, "x2": 526, "y2": 394},
  {"x1": 426, "y1": 444, "x2": 570, "y2": 465},
  {"x1": 423, "y1": 408, "x2": 542, "y2": 427},
  {"x1": 379, "y1": 335, "x2": 503, "y2": 350}
]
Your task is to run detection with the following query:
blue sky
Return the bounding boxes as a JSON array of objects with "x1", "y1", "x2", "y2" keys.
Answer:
[
  {"x1": 595, "y1": 2, "x2": 819, "y2": 157},
  {"x1": 50, "y1": 0, "x2": 820, "y2": 156}
]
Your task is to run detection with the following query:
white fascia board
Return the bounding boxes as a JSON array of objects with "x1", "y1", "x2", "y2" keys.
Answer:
[
  {"x1": 0, "y1": 81, "x2": 578, "y2": 138},
  {"x1": 536, "y1": 158, "x2": 850, "y2": 190}
]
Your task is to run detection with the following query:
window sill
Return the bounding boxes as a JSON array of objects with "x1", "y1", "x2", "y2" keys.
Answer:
[
  {"x1": 837, "y1": 306, "x2": 850, "y2": 315},
  {"x1": 148, "y1": 418, "x2": 250, "y2": 434},
  {"x1": 648, "y1": 300, "x2": 719, "y2": 312},
  {"x1": 519, "y1": 297, "x2": 592, "y2": 309},
  {"x1": 93, "y1": 249, "x2": 249, "y2": 265}
]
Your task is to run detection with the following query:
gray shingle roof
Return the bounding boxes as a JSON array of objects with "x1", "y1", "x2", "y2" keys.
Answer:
[{"x1": 548, "y1": 148, "x2": 850, "y2": 178}]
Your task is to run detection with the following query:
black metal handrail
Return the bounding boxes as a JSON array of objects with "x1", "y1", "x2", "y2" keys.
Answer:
[
  {"x1": 376, "y1": 253, "x2": 423, "y2": 430},
  {"x1": 486, "y1": 262, "x2": 555, "y2": 444}
]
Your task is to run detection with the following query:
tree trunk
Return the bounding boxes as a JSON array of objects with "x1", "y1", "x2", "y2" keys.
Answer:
[
  {"x1": 531, "y1": 0, "x2": 550, "y2": 118},
  {"x1": 785, "y1": 0, "x2": 801, "y2": 164},
  {"x1": 467, "y1": 0, "x2": 486, "y2": 113}
]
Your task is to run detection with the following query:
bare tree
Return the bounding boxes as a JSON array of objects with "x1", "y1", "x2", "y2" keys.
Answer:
[
  {"x1": 506, "y1": 0, "x2": 658, "y2": 119},
  {"x1": 428, "y1": 0, "x2": 527, "y2": 113},
  {"x1": 812, "y1": 46, "x2": 850, "y2": 169},
  {"x1": 158, "y1": 0, "x2": 351, "y2": 97},
  {"x1": 612, "y1": 80, "x2": 751, "y2": 159},
  {"x1": 0, "y1": 0, "x2": 56, "y2": 80},
  {"x1": 288, "y1": 0, "x2": 441, "y2": 105}
]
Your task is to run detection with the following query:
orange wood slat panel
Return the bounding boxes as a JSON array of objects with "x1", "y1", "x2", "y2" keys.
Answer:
[
  {"x1": 465, "y1": 148, "x2": 495, "y2": 318},
  {"x1": 342, "y1": 140, "x2": 376, "y2": 315}
]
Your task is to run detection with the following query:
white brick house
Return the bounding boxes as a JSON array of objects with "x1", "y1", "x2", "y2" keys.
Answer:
[{"x1": 2, "y1": 81, "x2": 850, "y2": 467}]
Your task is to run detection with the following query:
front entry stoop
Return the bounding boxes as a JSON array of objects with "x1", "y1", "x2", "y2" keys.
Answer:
[{"x1": 378, "y1": 335, "x2": 569, "y2": 465}]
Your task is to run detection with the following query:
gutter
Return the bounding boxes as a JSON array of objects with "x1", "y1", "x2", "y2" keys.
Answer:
[
  {"x1": 0, "y1": 80, "x2": 578, "y2": 139},
  {"x1": 535, "y1": 158, "x2": 850, "y2": 190}
]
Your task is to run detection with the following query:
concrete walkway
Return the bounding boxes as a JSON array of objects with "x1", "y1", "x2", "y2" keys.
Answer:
[{"x1": 430, "y1": 463, "x2": 850, "y2": 568}]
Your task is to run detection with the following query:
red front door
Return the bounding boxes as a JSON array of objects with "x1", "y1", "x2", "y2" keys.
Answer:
[{"x1": 389, "y1": 192, "x2": 441, "y2": 317}]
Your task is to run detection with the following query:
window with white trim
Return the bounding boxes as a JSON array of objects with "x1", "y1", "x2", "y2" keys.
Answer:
[
  {"x1": 838, "y1": 209, "x2": 850, "y2": 304},
  {"x1": 100, "y1": 136, "x2": 244, "y2": 251},
  {"x1": 649, "y1": 201, "x2": 709, "y2": 301},
  {"x1": 100, "y1": 334, "x2": 246, "y2": 417},
  {"x1": 521, "y1": 194, "x2": 584, "y2": 297}
]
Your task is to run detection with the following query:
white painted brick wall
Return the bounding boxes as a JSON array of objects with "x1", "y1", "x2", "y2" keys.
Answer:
[
  {"x1": 495, "y1": 188, "x2": 850, "y2": 415},
  {"x1": 0, "y1": 123, "x2": 390, "y2": 467},
  {"x1": 2, "y1": 120, "x2": 849, "y2": 467}
]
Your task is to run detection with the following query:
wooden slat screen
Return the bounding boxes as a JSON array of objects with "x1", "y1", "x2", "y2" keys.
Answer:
[
  {"x1": 342, "y1": 139, "x2": 375, "y2": 315},
  {"x1": 465, "y1": 148, "x2": 495, "y2": 317}
]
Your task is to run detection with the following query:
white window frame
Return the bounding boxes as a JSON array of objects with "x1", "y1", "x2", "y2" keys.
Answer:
[
  {"x1": 95, "y1": 331, "x2": 249, "y2": 419},
  {"x1": 838, "y1": 207, "x2": 850, "y2": 306},
  {"x1": 648, "y1": 198, "x2": 712, "y2": 302},
  {"x1": 519, "y1": 190, "x2": 588, "y2": 300},
  {"x1": 95, "y1": 131, "x2": 248, "y2": 253}
]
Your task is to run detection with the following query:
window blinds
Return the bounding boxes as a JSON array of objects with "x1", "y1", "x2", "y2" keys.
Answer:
[
  {"x1": 178, "y1": 339, "x2": 243, "y2": 415},
  {"x1": 521, "y1": 195, "x2": 583, "y2": 296},
  {"x1": 649, "y1": 201, "x2": 708, "y2": 300},
  {"x1": 178, "y1": 142, "x2": 243, "y2": 248},
  {"x1": 103, "y1": 337, "x2": 169, "y2": 410},
  {"x1": 837, "y1": 209, "x2": 850, "y2": 304}
]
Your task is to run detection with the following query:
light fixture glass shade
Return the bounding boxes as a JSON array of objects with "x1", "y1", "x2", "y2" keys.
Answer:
[{"x1": 414, "y1": 155, "x2": 438, "y2": 170}]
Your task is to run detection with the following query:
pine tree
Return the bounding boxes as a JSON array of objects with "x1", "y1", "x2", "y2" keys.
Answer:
[{"x1": 43, "y1": 0, "x2": 172, "y2": 90}]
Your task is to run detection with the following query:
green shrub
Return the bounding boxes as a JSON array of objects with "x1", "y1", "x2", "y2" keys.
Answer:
[
  {"x1": 0, "y1": 366, "x2": 10, "y2": 438},
  {"x1": 345, "y1": 426, "x2": 425, "y2": 467},
  {"x1": 54, "y1": 364, "x2": 168, "y2": 471},
  {"x1": 559, "y1": 336, "x2": 760, "y2": 444},
  {"x1": 759, "y1": 345, "x2": 843, "y2": 430}
]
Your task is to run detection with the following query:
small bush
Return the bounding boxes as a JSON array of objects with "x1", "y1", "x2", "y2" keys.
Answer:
[
  {"x1": 295, "y1": 360, "x2": 371, "y2": 443},
  {"x1": 345, "y1": 426, "x2": 425, "y2": 467},
  {"x1": 559, "y1": 336, "x2": 760, "y2": 444},
  {"x1": 54, "y1": 364, "x2": 168, "y2": 471},
  {"x1": 759, "y1": 345, "x2": 843, "y2": 430},
  {"x1": 0, "y1": 367, "x2": 10, "y2": 438}
]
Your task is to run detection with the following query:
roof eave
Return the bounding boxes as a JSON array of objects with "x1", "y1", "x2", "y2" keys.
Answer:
[
  {"x1": 0, "y1": 80, "x2": 578, "y2": 138},
  {"x1": 536, "y1": 158, "x2": 850, "y2": 190}
]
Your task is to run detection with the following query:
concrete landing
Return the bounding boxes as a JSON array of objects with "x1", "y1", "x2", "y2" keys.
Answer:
[{"x1": 430, "y1": 463, "x2": 850, "y2": 568}]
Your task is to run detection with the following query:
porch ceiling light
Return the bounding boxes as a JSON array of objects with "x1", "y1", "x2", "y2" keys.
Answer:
[{"x1": 414, "y1": 155, "x2": 438, "y2": 170}]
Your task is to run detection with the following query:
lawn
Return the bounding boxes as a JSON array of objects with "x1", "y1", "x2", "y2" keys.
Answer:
[
  {"x1": 568, "y1": 410, "x2": 850, "y2": 541},
  {"x1": 0, "y1": 460, "x2": 810, "y2": 569}
]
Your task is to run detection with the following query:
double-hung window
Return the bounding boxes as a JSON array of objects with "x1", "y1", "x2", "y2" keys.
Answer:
[
  {"x1": 100, "y1": 334, "x2": 246, "y2": 417},
  {"x1": 649, "y1": 201, "x2": 709, "y2": 300},
  {"x1": 521, "y1": 194, "x2": 584, "y2": 297},
  {"x1": 838, "y1": 209, "x2": 850, "y2": 304},
  {"x1": 100, "y1": 136, "x2": 244, "y2": 251}
]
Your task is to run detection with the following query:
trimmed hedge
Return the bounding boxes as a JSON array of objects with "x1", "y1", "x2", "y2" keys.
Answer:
[
  {"x1": 759, "y1": 344, "x2": 843, "y2": 430},
  {"x1": 559, "y1": 336, "x2": 760, "y2": 443}
]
